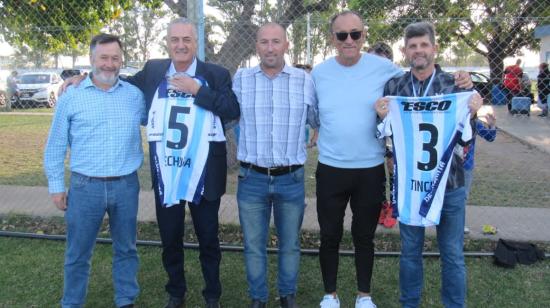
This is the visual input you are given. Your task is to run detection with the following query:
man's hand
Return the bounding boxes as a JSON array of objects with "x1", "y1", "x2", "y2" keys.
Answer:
[
  {"x1": 58, "y1": 74, "x2": 87, "y2": 96},
  {"x1": 169, "y1": 75, "x2": 201, "y2": 95},
  {"x1": 51, "y1": 192, "x2": 67, "y2": 211},
  {"x1": 375, "y1": 97, "x2": 390, "y2": 119},
  {"x1": 469, "y1": 93, "x2": 483, "y2": 118},
  {"x1": 480, "y1": 112, "x2": 497, "y2": 128},
  {"x1": 454, "y1": 71, "x2": 473, "y2": 89}
]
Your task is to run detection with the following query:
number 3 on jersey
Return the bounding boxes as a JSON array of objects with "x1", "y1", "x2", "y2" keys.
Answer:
[
  {"x1": 418, "y1": 123, "x2": 438, "y2": 171},
  {"x1": 167, "y1": 105, "x2": 191, "y2": 149}
]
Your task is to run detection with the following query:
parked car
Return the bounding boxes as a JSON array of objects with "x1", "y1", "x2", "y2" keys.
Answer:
[
  {"x1": 60, "y1": 69, "x2": 82, "y2": 80},
  {"x1": 16, "y1": 72, "x2": 63, "y2": 108},
  {"x1": 470, "y1": 71, "x2": 491, "y2": 103}
]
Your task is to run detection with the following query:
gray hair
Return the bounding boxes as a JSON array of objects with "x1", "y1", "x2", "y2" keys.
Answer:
[
  {"x1": 90, "y1": 33, "x2": 122, "y2": 56},
  {"x1": 167, "y1": 17, "x2": 197, "y2": 40},
  {"x1": 329, "y1": 11, "x2": 364, "y2": 33},
  {"x1": 404, "y1": 22, "x2": 436, "y2": 46}
]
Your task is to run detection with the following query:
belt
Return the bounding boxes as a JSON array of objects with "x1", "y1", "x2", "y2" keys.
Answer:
[
  {"x1": 73, "y1": 171, "x2": 133, "y2": 182},
  {"x1": 89, "y1": 176, "x2": 123, "y2": 181},
  {"x1": 240, "y1": 162, "x2": 303, "y2": 176}
]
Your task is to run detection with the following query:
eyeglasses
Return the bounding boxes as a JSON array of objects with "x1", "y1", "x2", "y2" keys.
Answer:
[{"x1": 334, "y1": 31, "x2": 362, "y2": 41}]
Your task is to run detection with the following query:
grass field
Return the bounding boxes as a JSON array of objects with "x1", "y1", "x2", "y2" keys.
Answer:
[
  {"x1": 1, "y1": 114, "x2": 550, "y2": 307},
  {"x1": 1, "y1": 113, "x2": 549, "y2": 207},
  {"x1": 1, "y1": 237, "x2": 549, "y2": 307},
  {"x1": 0, "y1": 114, "x2": 315, "y2": 197}
]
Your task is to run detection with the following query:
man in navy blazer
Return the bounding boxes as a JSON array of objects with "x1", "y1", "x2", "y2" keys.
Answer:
[{"x1": 128, "y1": 18, "x2": 239, "y2": 308}]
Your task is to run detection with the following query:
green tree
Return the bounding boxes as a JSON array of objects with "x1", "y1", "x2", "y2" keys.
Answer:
[
  {"x1": 12, "y1": 45, "x2": 49, "y2": 68},
  {"x1": 350, "y1": 0, "x2": 550, "y2": 81},
  {"x1": 0, "y1": 0, "x2": 161, "y2": 66},
  {"x1": 107, "y1": 3, "x2": 174, "y2": 66},
  {"x1": 193, "y1": 0, "x2": 339, "y2": 74}
]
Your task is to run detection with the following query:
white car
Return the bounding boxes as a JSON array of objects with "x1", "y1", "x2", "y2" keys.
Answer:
[{"x1": 17, "y1": 72, "x2": 63, "y2": 108}]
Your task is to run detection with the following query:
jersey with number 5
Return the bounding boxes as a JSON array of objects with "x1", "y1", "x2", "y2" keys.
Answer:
[
  {"x1": 148, "y1": 77, "x2": 224, "y2": 206},
  {"x1": 379, "y1": 92, "x2": 473, "y2": 226}
]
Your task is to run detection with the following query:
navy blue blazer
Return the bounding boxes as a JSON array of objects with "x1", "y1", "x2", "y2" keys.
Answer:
[{"x1": 128, "y1": 58, "x2": 240, "y2": 201}]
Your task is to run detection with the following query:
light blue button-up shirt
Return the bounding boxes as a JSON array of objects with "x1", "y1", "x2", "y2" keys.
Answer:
[
  {"x1": 233, "y1": 64, "x2": 318, "y2": 168},
  {"x1": 44, "y1": 76, "x2": 146, "y2": 194}
]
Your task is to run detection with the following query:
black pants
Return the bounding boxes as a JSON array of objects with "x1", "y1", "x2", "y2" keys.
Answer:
[
  {"x1": 154, "y1": 190, "x2": 222, "y2": 301},
  {"x1": 316, "y1": 162, "x2": 385, "y2": 293}
]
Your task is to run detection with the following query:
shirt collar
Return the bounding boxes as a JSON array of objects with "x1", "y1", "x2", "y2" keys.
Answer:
[
  {"x1": 83, "y1": 73, "x2": 123, "y2": 92},
  {"x1": 254, "y1": 62, "x2": 290, "y2": 78},
  {"x1": 167, "y1": 57, "x2": 197, "y2": 77}
]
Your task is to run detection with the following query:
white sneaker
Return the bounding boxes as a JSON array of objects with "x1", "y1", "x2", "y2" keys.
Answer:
[
  {"x1": 355, "y1": 296, "x2": 377, "y2": 308},
  {"x1": 320, "y1": 294, "x2": 340, "y2": 308}
]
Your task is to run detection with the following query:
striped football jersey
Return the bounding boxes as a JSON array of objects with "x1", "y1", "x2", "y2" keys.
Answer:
[{"x1": 379, "y1": 92, "x2": 474, "y2": 226}]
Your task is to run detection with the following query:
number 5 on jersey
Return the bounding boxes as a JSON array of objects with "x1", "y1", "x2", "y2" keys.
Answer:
[{"x1": 167, "y1": 105, "x2": 191, "y2": 149}]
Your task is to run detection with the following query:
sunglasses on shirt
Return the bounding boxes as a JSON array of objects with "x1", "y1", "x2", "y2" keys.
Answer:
[{"x1": 334, "y1": 31, "x2": 362, "y2": 41}]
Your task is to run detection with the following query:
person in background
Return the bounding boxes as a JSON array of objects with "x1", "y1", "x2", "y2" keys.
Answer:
[
  {"x1": 6, "y1": 70, "x2": 18, "y2": 110},
  {"x1": 503, "y1": 59, "x2": 523, "y2": 110},
  {"x1": 367, "y1": 42, "x2": 397, "y2": 228},
  {"x1": 520, "y1": 72, "x2": 534, "y2": 101},
  {"x1": 463, "y1": 111, "x2": 497, "y2": 233},
  {"x1": 537, "y1": 63, "x2": 550, "y2": 117},
  {"x1": 294, "y1": 63, "x2": 314, "y2": 147},
  {"x1": 367, "y1": 42, "x2": 393, "y2": 62}
]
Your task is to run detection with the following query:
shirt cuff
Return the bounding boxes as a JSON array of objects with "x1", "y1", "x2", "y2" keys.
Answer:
[{"x1": 48, "y1": 180, "x2": 66, "y2": 194}]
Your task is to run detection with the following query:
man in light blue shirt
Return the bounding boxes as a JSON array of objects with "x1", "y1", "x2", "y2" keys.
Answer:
[
  {"x1": 232, "y1": 23, "x2": 318, "y2": 308},
  {"x1": 44, "y1": 33, "x2": 145, "y2": 308}
]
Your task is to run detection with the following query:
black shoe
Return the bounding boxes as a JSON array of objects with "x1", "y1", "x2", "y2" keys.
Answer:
[
  {"x1": 120, "y1": 305, "x2": 134, "y2": 308},
  {"x1": 539, "y1": 113, "x2": 548, "y2": 117},
  {"x1": 249, "y1": 299, "x2": 266, "y2": 308},
  {"x1": 206, "y1": 299, "x2": 220, "y2": 308},
  {"x1": 165, "y1": 296, "x2": 185, "y2": 308},
  {"x1": 280, "y1": 294, "x2": 298, "y2": 308}
]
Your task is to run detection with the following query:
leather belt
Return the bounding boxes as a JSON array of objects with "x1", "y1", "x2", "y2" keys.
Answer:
[
  {"x1": 240, "y1": 162, "x2": 303, "y2": 176},
  {"x1": 89, "y1": 176, "x2": 123, "y2": 181}
]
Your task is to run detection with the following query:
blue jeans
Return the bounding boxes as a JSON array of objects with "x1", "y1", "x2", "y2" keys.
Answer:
[
  {"x1": 399, "y1": 187, "x2": 466, "y2": 308},
  {"x1": 62, "y1": 172, "x2": 140, "y2": 308},
  {"x1": 237, "y1": 166, "x2": 305, "y2": 301}
]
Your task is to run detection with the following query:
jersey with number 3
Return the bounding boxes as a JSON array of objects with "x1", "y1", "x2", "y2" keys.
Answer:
[
  {"x1": 147, "y1": 77, "x2": 225, "y2": 206},
  {"x1": 379, "y1": 92, "x2": 473, "y2": 226}
]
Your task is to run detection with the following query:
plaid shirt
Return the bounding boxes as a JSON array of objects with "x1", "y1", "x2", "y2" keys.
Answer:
[
  {"x1": 44, "y1": 76, "x2": 146, "y2": 193},
  {"x1": 233, "y1": 64, "x2": 318, "y2": 167},
  {"x1": 383, "y1": 64, "x2": 474, "y2": 189}
]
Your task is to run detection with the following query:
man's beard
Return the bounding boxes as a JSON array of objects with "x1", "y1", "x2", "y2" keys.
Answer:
[
  {"x1": 409, "y1": 54, "x2": 434, "y2": 70},
  {"x1": 92, "y1": 66, "x2": 119, "y2": 85}
]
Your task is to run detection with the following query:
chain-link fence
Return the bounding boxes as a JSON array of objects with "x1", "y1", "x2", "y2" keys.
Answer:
[{"x1": 0, "y1": 1, "x2": 549, "y2": 246}]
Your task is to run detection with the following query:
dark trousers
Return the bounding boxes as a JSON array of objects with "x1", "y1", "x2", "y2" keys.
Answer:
[
  {"x1": 154, "y1": 190, "x2": 222, "y2": 301},
  {"x1": 316, "y1": 162, "x2": 385, "y2": 293}
]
